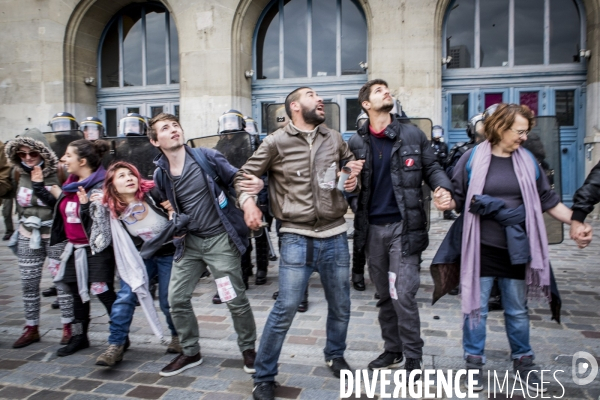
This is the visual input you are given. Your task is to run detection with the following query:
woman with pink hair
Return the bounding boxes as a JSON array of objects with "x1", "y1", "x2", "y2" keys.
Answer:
[{"x1": 89, "y1": 161, "x2": 180, "y2": 367}]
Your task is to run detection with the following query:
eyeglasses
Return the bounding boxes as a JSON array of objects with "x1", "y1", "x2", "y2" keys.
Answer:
[
  {"x1": 17, "y1": 151, "x2": 40, "y2": 159},
  {"x1": 508, "y1": 128, "x2": 530, "y2": 137},
  {"x1": 119, "y1": 202, "x2": 146, "y2": 225}
]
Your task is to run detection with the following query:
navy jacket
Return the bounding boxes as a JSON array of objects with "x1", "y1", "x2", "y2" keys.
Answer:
[{"x1": 153, "y1": 146, "x2": 249, "y2": 257}]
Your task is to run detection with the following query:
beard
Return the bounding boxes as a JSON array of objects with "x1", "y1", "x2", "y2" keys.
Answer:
[
  {"x1": 378, "y1": 100, "x2": 394, "y2": 113},
  {"x1": 301, "y1": 105, "x2": 326, "y2": 126}
]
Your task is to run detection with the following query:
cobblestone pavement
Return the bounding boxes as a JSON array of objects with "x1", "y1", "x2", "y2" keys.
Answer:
[{"x1": 0, "y1": 210, "x2": 598, "y2": 399}]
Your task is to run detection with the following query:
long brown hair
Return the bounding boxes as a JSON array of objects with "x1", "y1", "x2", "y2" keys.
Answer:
[{"x1": 103, "y1": 161, "x2": 155, "y2": 218}]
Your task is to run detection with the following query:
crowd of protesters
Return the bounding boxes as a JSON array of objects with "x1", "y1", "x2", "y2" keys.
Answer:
[{"x1": 0, "y1": 80, "x2": 596, "y2": 400}]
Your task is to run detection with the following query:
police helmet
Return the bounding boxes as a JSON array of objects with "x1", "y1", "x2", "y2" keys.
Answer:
[
  {"x1": 244, "y1": 116, "x2": 259, "y2": 135},
  {"x1": 49, "y1": 112, "x2": 79, "y2": 131},
  {"x1": 356, "y1": 112, "x2": 368, "y2": 130},
  {"x1": 390, "y1": 98, "x2": 403, "y2": 116},
  {"x1": 483, "y1": 104, "x2": 500, "y2": 121},
  {"x1": 80, "y1": 116, "x2": 105, "y2": 140},
  {"x1": 432, "y1": 125, "x2": 444, "y2": 139},
  {"x1": 118, "y1": 113, "x2": 147, "y2": 137},
  {"x1": 466, "y1": 113, "x2": 484, "y2": 139},
  {"x1": 218, "y1": 110, "x2": 245, "y2": 134}
]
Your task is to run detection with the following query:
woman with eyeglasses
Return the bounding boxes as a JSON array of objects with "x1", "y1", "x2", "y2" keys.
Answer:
[
  {"x1": 5, "y1": 128, "x2": 74, "y2": 349},
  {"x1": 84, "y1": 161, "x2": 180, "y2": 367},
  {"x1": 436, "y1": 103, "x2": 578, "y2": 393},
  {"x1": 41, "y1": 139, "x2": 117, "y2": 357}
]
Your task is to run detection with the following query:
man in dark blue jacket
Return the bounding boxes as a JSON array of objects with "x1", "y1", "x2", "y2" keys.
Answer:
[
  {"x1": 148, "y1": 113, "x2": 263, "y2": 377},
  {"x1": 349, "y1": 79, "x2": 454, "y2": 379}
]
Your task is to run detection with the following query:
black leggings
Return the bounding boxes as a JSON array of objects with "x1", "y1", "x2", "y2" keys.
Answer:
[{"x1": 66, "y1": 282, "x2": 116, "y2": 332}]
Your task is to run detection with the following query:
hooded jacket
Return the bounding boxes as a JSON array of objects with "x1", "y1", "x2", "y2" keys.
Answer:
[{"x1": 5, "y1": 128, "x2": 60, "y2": 235}]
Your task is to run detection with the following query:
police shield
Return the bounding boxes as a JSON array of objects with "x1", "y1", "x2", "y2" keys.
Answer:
[
  {"x1": 521, "y1": 116, "x2": 563, "y2": 244},
  {"x1": 406, "y1": 118, "x2": 433, "y2": 231},
  {"x1": 43, "y1": 130, "x2": 84, "y2": 158},
  {"x1": 187, "y1": 132, "x2": 254, "y2": 169},
  {"x1": 265, "y1": 102, "x2": 341, "y2": 134},
  {"x1": 102, "y1": 137, "x2": 161, "y2": 179}
]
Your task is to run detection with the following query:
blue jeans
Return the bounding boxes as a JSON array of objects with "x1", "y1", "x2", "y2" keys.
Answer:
[
  {"x1": 463, "y1": 277, "x2": 533, "y2": 362},
  {"x1": 109, "y1": 255, "x2": 176, "y2": 345},
  {"x1": 253, "y1": 232, "x2": 351, "y2": 383}
]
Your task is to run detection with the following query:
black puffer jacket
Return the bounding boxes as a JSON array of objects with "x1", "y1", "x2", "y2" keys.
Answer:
[
  {"x1": 572, "y1": 159, "x2": 600, "y2": 222},
  {"x1": 348, "y1": 117, "x2": 453, "y2": 257}
]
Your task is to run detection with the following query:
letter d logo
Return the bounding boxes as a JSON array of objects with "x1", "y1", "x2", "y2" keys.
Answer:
[{"x1": 572, "y1": 351, "x2": 598, "y2": 386}]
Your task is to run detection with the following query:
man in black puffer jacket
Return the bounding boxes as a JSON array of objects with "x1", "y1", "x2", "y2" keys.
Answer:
[
  {"x1": 348, "y1": 79, "x2": 454, "y2": 378},
  {"x1": 569, "y1": 161, "x2": 597, "y2": 247}
]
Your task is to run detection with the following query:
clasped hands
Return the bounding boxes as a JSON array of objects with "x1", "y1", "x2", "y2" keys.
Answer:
[
  {"x1": 570, "y1": 220, "x2": 593, "y2": 249},
  {"x1": 433, "y1": 187, "x2": 454, "y2": 211}
]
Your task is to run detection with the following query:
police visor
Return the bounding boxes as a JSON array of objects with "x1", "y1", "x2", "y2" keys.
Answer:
[{"x1": 118, "y1": 116, "x2": 147, "y2": 137}]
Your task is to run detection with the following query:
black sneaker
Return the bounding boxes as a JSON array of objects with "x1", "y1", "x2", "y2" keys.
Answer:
[
  {"x1": 368, "y1": 351, "x2": 403, "y2": 370},
  {"x1": 465, "y1": 355, "x2": 484, "y2": 392},
  {"x1": 326, "y1": 357, "x2": 351, "y2": 378},
  {"x1": 252, "y1": 381, "x2": 278, "y2": 400},
  {"x1": 513, "y1": 356, "x2": 548, "y2": 393},
  {"x1": 404, "y1": 358, "x2": 423, "y2": 382}
]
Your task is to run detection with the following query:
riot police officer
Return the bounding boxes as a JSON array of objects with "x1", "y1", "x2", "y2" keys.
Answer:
[
  {"x1": 243, "y1": 115, "x2": 274, "y2": 281},
  {"x1": 80, "y1": 117, "x2": 105, "y2": 141},
  {"x1": 430, "y1": 125, "x2": 449, "y2": 166},
  {"x1": 445, "y1": 113, "x2": 485, "y2": 178},
  {"x1": 49, "y1": 112, "x2": 79, "y2": 132},
  {"x1": 211, "y1": 110, "x2": 268, "y2": 305},
  {"x1": 243, "y1": 116, "x2": 262, "y2": 153},
  {"x1": 430, "y1": 125, "x2": 454, "y2": 220},
  {"x1": 118, "y1": 113, "x2": 147, "y2": 137}
]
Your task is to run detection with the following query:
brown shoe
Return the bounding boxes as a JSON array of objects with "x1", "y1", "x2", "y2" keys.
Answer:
[
  {"x1": 95, "y1": 344, "x2": 124, "y2": 367},
  {"x1": 12, "y1": 325, "x2": 40, "y2": 348},
  {"x1": 242, "y1": 348, "x2": 256, "y2": 374},
  {"x1": 159, "y1": 352, "x2": 203, "y2": 377},
  {"x1": 60, "y1": 323, "x2": 72, "y2": 345},
  {"x1": 166, "y1": 335, "x2": 182, "y2": 354}
]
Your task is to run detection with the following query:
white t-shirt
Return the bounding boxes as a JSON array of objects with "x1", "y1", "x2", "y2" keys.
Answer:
[{"x1": 124, "y1": 205, "x2": 169, "y2": 242}]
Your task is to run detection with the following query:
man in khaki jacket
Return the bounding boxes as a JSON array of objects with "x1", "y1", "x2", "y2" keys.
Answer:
[
  {"x1": 234, "y1": 87, "x2": 365, "y2": 400},
  {"x1": 0, "y1": 141, "x2": 11, "y2": 198}
]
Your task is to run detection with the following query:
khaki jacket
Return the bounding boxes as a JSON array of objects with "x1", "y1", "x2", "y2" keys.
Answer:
[
  {"x1": 235, "y1": 123, "x2": 358, "y2": 233},
  {"x1": 0, "y1": 141, "x2": 10, "y2": 198}
]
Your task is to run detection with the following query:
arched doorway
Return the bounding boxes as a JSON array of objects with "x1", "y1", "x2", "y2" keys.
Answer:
[
  {"x1": 251, "y1": 0, "x2": 368, "y2": 138},
  {"x1": 96, "y1": 2, "x2": 180, "y2": 136},
  {"x1": 441, "y1": 0, "x2": 587, "y2": 203}
]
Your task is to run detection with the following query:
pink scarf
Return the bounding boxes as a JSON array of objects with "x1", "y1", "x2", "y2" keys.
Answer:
[{"x1": 461, "y1": 140, "x2": 551, "y2": 325}]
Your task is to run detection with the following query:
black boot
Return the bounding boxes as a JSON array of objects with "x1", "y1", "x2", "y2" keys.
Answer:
[
  {"x1": 297, "y1": 288, "x2": 309, "y2": 313},
  {"x1": 352, "y1": 273, "x2": 366, "y2": 291},
  {"x1": 255, "y1": 235, "x2": 269, "y2": 285},
  {"x1": 57, "y1": 320, "x2": 89, "y2": 357}
]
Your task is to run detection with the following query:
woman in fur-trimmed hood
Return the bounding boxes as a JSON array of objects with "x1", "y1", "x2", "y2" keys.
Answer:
[
  {"x1": 5, "y1": 127, "x2": 74, "y2": 350},
  {"x1": 6, "y1": 128, "x2": 59, "y2": 178}
]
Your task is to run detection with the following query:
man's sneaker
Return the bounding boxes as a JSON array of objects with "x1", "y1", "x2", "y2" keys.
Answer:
[
  {"x1": 159, "y1": 352, "x2": 203, "y2": 377},
  {"x1": 405, "y1": 358, "x2": 423, "y2": 382},
  {"x1": 513, "y1": 356, "x2": 548, "y2": 393},
  {"x1": 167, "y1": 335, "x2": 181, "y2": 354},
  {"x1": 95, "y1": 344, "x2": 124, "y2": 367},
  {"x1": 465, "y1": 355, "x2": 484, "y2": 392},
  {"x1": 242, "y1": 348, "x2": 256, "y2": 373},
  {"x1": 368, "y1": 351, "x2": 404, "y2": 370},
  {"x1": 326, "y1": 357, "x2": 351, "y2": 378},
  {"x1": 252, "y1": 381, "x2": 278, "y2": 400}
]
